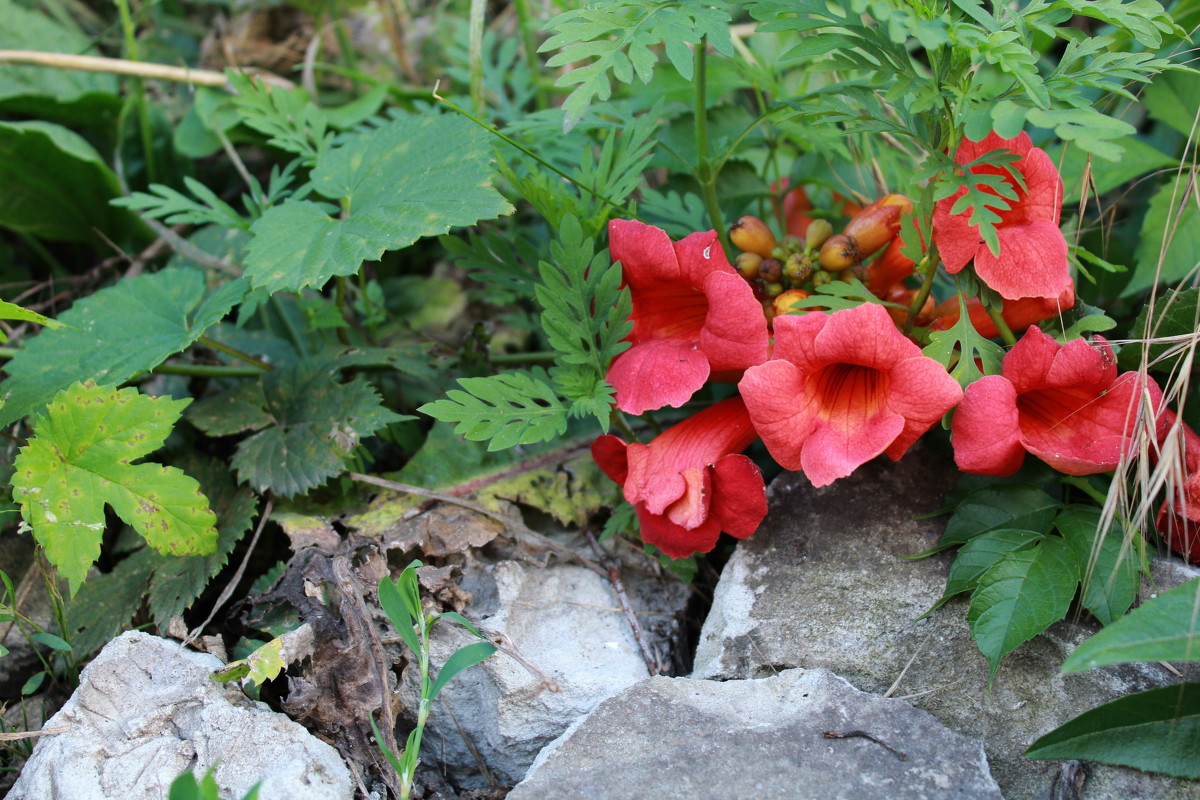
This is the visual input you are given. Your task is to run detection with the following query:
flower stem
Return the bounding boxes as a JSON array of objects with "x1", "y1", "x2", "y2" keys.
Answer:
[
  {"x1": 983, "y1": 302, "x2": 1017, "y2": 346},
  {"x1": 692, "y1": 38, "x2": 730, "y2": 254},
  {"x1": 113, "y1": 0, "x2": 158, "y2": 185},
  {"x1": 904, "y1": 239, "x2": 940, "y2": 336}
]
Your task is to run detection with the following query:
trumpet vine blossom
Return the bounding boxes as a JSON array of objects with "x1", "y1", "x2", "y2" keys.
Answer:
[
  {"x1": 738, "y1": 304, "x2": 963, "y2": 487},
  {"x1": 952, "y1": 327, "x2": 1166, "y2": 476},
  {"x1": 933, "y1": 131, "x2": 1070, "y2": 301},
  {"x1": 591, "y1": 397, "x2": 767, "y2": 558},
  {"x1": 605, "y1": 220, "x2": 770, "y2": 415}
]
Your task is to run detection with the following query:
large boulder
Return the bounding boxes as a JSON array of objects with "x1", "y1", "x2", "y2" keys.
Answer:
[
  {"x1": 693, "y1": 449, "x2": 1200, "y2": 800},
  {"x1": 9, "y1": 631, "x2": 352, "y2": 800},
  {"x1": 406, "y1": 556, "x2": 688, "y2": 788},
  {"x1": 508, "y1": 668, "x2": 1004, "y2": 800}
]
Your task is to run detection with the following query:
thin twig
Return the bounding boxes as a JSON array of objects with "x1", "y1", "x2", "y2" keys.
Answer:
[
  {"x1": 0, "y1": 725, "x2": 71, "y2": 741},
  {"x1": 348, "y1": 473, "x2": 604, "y2": 576},
  {"x1": 184, "y1": 496, "x2": 273, "y2": 648},
  {"x1": 142, "y1": 219, "x2": 243, "y2": 276},
  {"x1": 584, "y1": 528, "x2": 661, "y2": 676},
  {"x1": 0, "y1": 50, "x2": 292, "y2": 88}
]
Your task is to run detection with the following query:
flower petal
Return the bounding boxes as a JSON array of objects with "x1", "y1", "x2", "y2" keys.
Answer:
[
  {"x1": 973, "y1": 221, "x2": 1070, "y2": 300},
  {"x1": 637, "y1": 504, "x2": 722, "y2": 558},
  {"x1": 623, "y1": 441, "x2": 686, "y2": 515},
  {"x1": 700, "y1": 271, "x2": 771, "y2": 371},
  {"x1": 883, "y1": 356, "x2": 964, "y2": 460},
  {"x1": 607, "y1": 338, "x2": 711, "y2": 415},
  {"x1": 591, "y1": 435, "x2": 629, "y2": 485},
  {"x1": 609, "y1": 219, "x2": 681, "y2": 285},
  {"x1": 739, "y1": 358, "x2": 818, "y2": 471},
  {"x1": 672, "y1": 229, "x2": 736, "y2": 284},
  {"x1": 709, "y1": 455, "x2": 767, "y2": 538},
  {"x1": 952, "y1": 375, "x2": 1025, "y2": 476},
  {"x1": 664, "y1": 467, "x2": 712, "y2": 530},
  {"x1": 932, "y1": 189, "x2": 981, "y2": 272},
  {"x1": 800, "y1": 394, "x2": 905, "y2": 487}
]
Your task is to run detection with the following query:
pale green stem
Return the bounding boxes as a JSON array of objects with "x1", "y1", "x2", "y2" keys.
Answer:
[
  {"x1": 692, "y1": 38, "x2": 730, "y2": 254},
  {"x1": 114, "y1": 0, "x2": 157, "y2": 184}
]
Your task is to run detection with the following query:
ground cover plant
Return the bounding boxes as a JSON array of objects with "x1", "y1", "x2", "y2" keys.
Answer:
[{"x1": 0, "y1": 0, "x2": 1199, "y2": 793}]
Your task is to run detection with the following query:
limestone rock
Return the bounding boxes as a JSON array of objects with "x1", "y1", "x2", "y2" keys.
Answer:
[
  {"x1": 509, "y1": 668, "x2": 1003, "y2": 800},
  {"x1": 408, "y1": 557, "x2": 687, "y2": 787},
  {"x1": 8, "y1": 631, "x2": 352, "y2": 800},
  {"x1": 693, "y1": 450, "x2": 1200, "y2": 800}
]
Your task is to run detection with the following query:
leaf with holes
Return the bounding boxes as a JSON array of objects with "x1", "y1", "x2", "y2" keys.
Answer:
[{"x1": 11, "y1": 381, "x2": 218, "y2": 595}]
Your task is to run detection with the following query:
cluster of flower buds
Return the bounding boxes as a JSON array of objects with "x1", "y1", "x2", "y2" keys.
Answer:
[{"x1": 728, "y1": 191, "x2": 913, "y2": 323}]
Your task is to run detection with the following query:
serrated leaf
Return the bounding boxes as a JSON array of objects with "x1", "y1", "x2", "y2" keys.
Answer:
[
  {"x1": 942, "y1": 484, "x2": 1061, "y2": 546},
  {"x1": 419, "y1": 371, "x2": 569, "y2": 452},
  {"x1": 244, "y1": 114, "x2": 512, "y2": 294},
  {"x1": 65, "y1": 551, "x2": 155, "y2": 656},
  {"x1": 1062, "y1": 578, "x2": 1200, "y2": 672},
  {"x1": 210, "y1": 636, "x2": 286, "y2": 686},
  {"x1": 0, "y1": 299, "x2": 66, "y2": 343},
  {"x1": 429, "y1": 640, "x2": 497, "y2": 700},
  {"x1": 1025, "y1": 107, "x2": 1135, "y2": 162},
  {"x1": 968, "y1": 536, "x2": 1080, "y2": 680},
  {"x1": 1056, "y1": 505, "x2": 1139, "y2": 625},
  {"x1": 1026, "y1": 683, "x2": 1200, "y2": 777},
  {"x1": 1118, "y1": 288, "x2": 1199, "y2": 374},
  {"x1": 922, "y1": 302, "x2": 1006, "y2": 389},
  {"x1": 938, "y1": 529, "x2": 1043, "y2": 606},
  {"x1": 11, "y1": 381, "x2": 218, "y2": 595},
  {"x1": 228, "y1": 359, "x2": 405, "y2": 497},
  {"x1": 0, "y1": 120, "x2": 144, "y2": 245},
  {"x1": 0, "y1": 269, "x2": 248, "y2": 428},
  {"x1": 1126, "y1": 178, "x2": 1200, "y2": 298}
]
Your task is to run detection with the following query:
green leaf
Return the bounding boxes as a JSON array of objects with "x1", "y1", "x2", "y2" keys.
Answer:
[
  {"x1": 113, "y1": 178, "x2": 251, "y2": 231},
  {"x1": 11, "y1": 382, "x2": 218, "y2": 595},
  {"x1": 419, "y1": 371, "x2": 569, "y2": 452},
  {"x1": 225, "y1": 72, "x2": 333, "y2": 164},
  {"x1": 1055, "y1": 505, "x2": 1139, "y2": 625},
  {"x1": 435, "y1": 611, "x2": 489, "y2": 640},
  {"x1": 0, "y1": 0, "x2": 118, "y2": 119},
  {"x1": 0, "y1": 120, "x2": 144, "y2": 245},
  {"x1": 788, "y1": 278, "x2": 889, "y2": 313},
  {"x1": 1144, "y1": 70, "x2": 1200, "y2": 138},
  {"x1": 429, "y1": 640, "x2": 497, "y2": 700},
  {"x1": 968, "y1": 536, "x2": 1080, "y2": 680},
  {"x1": 223, "y1": 359, "x2": 405, "y2": 498},
  {"x1": 1126, "y1": 176, "x2": 1200, "y2": 298},
  {"x1": 1025, "y1": 683, "x2": 1200, "y2": 778},
  {"x1": 244, "y1": 114, "x2": 513, "y2": 294},
  {"x1": 0, "y1": 269, "x2": 248, "y2": 428},
  {"x1": 1118, "y1": 287, "x2": 1199, "y2": 374},
  {"x1": 0, "y1": 299, "x2": 66, "y2": 343},
  {"x1": 1056, "y1": 138, "x2": 1176, "y2": 204},
  {"x1": 922, "y1": 301, "x2": 1007, "y2": 389},
  {"x1": 540, "y1": 0, "x2": 734, "y2": 130},
  {"x1": 938, "y1": 529, "x2": 1042, "y2": 606},
  {"x1": 1044, "y1": 0, "x2": 1181, "y2": 49},
  {"x1": 65, "y1": 551, "x2": 155, "y2": 656},
  {"x1": 378, "y1": 574, "x2": 421, "y2": 656},
  {"x1": 30, "y1": 632, "x2": 72, "y2": 652},
  {"x1": 210, "y1": 636, "x2": 286, "y2": 686},
  {"x1": 1024, "y1": 107, "x2": 1135, "y2": 162},
  {"x1": 1062, "y1": 578, "x2": 1200, "y2": 672},
  {"x1": 941, "y1": 484, "x2": 1061, "y2": 546}
]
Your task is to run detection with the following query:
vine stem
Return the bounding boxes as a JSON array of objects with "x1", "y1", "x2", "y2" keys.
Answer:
[
  {"x1": 983, "y1": 302, "x2": 1017, "y2": 346},
  {"x1": 512, "y1": 0, "x2": 549, "y2": 109},
  {"x1": 904, "y1": 238, "x2": 940, "y2": 336},
  {"x1": 692, "y1": 38, "x2": 730, "y2": 255},
  {"x1": 197, "y1": 335, "x2": 274, "y2": 370}
]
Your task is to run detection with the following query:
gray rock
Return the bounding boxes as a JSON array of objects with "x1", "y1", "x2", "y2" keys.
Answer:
[
  {"x1": 410, "y1": 557, "x2": 687, "y2": 787},
  {"x1": 8, "y1": 631, "x2": 352, "y2": 800},
  {"x1": 509, "y1": 668, "x2": 1004, "y2": 800},
  {"x1": 693, "y1": 450, "x2": 1200, "y2": 800}
]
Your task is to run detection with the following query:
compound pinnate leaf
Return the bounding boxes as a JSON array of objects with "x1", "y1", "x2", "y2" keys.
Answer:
[
  {"x1": 11, "y1": 381, "x2": 218, "y2": 595},
  {"x1": 244, "y1": 114, "x2": 513, "y2": 294},
  {"x1": 226, "y1": 358, "x2": 407, "y2": 497},
  {"x1": 0, "y1": 268, "x2": 249, "y2": 428},
  {"x1": 419, "y1": 371, "x2": 568, "y2": 452}
]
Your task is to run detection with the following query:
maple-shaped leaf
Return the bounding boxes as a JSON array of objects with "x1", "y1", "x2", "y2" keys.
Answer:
[
  {"x1": 194, "y1": 358, "x2": 408, "y2": 497},
  {"x1": 11, "y1": 381, "x2": 218, "y2": 595},
  {"x1": 0, "y1": 268, "x2": 248, "y2": 427},
  {"x1": 243, "y1": 113, "x2": 513, "y2": 294}
]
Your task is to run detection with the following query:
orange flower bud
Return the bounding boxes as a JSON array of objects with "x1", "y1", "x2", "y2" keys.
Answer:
[
  {"x1": 884, "y1": 287, "x2": 935, "y2": 328},
  {"x1": 736, "y1": 251, "x2": 763, "y2": 280},
  {"x1": 866, "y1": 237, "x2": 917, "y2": 296},
  {"x1": 773, "y1": 289, "x2": 811, "y2": 317},
  {"x1": 819, "y1": 234, "x2": 859, "y2": 271},
  {"x1": 843, "y1": 194, "x2": 913, "y2": 260},
  {"x1": 730, "y1": 216, "x2": 778, "y2": 259}
]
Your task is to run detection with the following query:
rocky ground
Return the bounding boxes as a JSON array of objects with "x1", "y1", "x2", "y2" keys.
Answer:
[{"x1": 7, "y1": 445, "x2": 1200, "y2": 799}]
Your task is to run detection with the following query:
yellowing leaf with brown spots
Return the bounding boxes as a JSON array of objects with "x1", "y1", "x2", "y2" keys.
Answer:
[{"x1": 11, "y1": 381, "x2": 218, "y2": 595}]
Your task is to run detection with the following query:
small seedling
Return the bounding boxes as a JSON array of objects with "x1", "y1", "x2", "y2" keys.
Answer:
[{"x1": 375, "y1": 560, "x2": 497, "y2": 799}]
